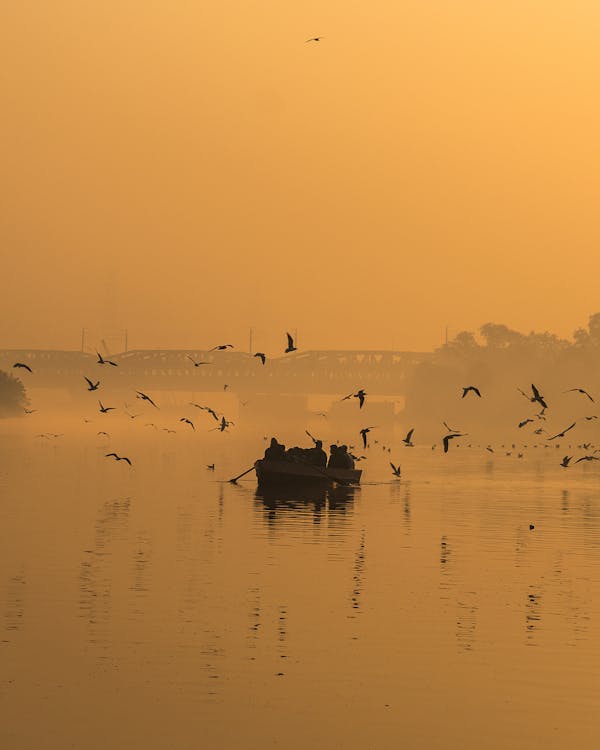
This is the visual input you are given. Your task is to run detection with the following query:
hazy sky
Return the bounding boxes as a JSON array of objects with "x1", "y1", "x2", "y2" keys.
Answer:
[{"x1": 2, "y1": 1, "x2": 600, "y2": 353}]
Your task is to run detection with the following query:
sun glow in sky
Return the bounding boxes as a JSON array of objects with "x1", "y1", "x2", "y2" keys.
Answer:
[{"x1": 3, "y1": 1, "x2": 600, "y2": 353}]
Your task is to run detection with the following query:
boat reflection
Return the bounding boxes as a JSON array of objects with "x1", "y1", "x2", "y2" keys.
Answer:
[{"x1": 255, "y1": 484, "x2": 356, "y2": 527}]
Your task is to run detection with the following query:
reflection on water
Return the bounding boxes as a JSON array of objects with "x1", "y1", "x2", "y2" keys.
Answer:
[{"x1": 1, "y1": 434, "x2": 600, "y2": 749}]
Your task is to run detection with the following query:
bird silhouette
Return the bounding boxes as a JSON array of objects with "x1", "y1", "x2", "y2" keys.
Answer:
[
  {"x1": 518, "y1": 384, "x2": 548, "y2": 410},
  {"x1": 180, "y1": 418, "x2": 195, "y2": 430},
  {"x1": 105, "y1": 453, "x2": 132, "y2": 466},
  {"x1": 84, "y1": 376, "x2": 100, "y2": 391},
  {"x1": 390, "y1": 462, "x2": 401, "y2": 477},
  {"x1": 210, "y1": 344, "x2": 233, "y2": 351},
  {"x1": 584, "y1": 415, "x2": 598, "y2": 421},
  {"x1": 560, "y1": 455, "x2": 572, "y2": 468},
  {"x1": 443, "y1": 433, "x2": 465, "y2": 453},
  {"x1": 402, "y1": 428, "x2": 415, "y2": 447},
  {"x1": 98, "y1": 400, "x2": 115, "y2": 413},
  {"x1": 217, "y1": 416, "x2": 233, "y2": 432},
  {"x1": 547, "y1": 423, "x2": 576, "y2": 441},
  {"x1": 462, "y1": 386, "x2": 481, "y2": 398},
  {"x1": 187, "y1": 355, "x2": 211, "y2": 367},
  {"x1": 575, "y1": 455, "x2": 599, "y2": 463},
  {"x1": 13, "y1": 362, "x2": 33, "y2": 373},
  {"x1": 24, "y1": 408, "x2": 37, "y2": 414},
  {"x1": 443, "y1": 421, "x2": 460, "y2": 433},
  {"x1": 564, "y1": 388, "x2": 594, "y2": 402},
  {"x1": 96, "y1": 351, "x2": 118, "y2": 366},
  {"x1": 359, "y1": 427, "x2": 376, "y2": 449},
  {"x1": 306, "y1": 36, "x2": 323, "y2": 42},
  {"x1": 518, "y1": 418, "x2": 534, "y2": 428},
  {"x1": 285, "y1": 332, "x2": 297, "y2": 353},
  {"x1": 136, "y1": 390, "x2": 158, "y2": 408},
  {"x1": 254, "y1": 352, "x2": 266, "y2": 365},
  {"x1": 97, "y1": 431, "x2": 110, "y2": 437},
  {"x1": 190, "y1": 403, "x2": 220, "y2": 421}
]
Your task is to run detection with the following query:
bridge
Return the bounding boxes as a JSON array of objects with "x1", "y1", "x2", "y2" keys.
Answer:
[{"x1": 0, "y1": 348, "x2": 432, "y2": 396}]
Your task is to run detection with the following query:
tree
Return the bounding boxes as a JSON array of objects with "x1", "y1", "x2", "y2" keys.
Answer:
[{"x1": 0, "y1": 370, "x2": 28, "y2": 417}]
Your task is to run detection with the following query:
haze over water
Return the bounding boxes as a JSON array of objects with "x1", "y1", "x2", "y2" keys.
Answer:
[{"x1": 2, "y1": 416, "x2": 599, "y2": 749}]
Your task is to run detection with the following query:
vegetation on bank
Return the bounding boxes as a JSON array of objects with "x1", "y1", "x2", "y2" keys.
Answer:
[
  {"x1": 0, "y1": 370, "x2": 28, "y2": 417},
  {"x1": 402, "y1": 314, "x2": 600, "y2": 440}
]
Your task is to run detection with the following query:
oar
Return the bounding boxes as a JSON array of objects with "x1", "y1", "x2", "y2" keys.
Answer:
[{"x1": 229, "y1": 465, "x2": 256, "y2": 484}]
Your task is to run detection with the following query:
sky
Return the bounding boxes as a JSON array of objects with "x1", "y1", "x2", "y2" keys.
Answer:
[{"x1": 2, "y1": 1, "x2": 600, "y2": 354}]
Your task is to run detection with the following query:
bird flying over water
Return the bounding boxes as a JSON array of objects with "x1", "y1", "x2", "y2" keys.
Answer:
[
  {"x1": 96, "y1": 351, "x2": 118, "y2": 366},
  {"x1": 547, "y1": 423, "x2": 576, "y2": 441},
  {"x1": 306, "y1": 36, "x2": 323, "y2": 42},
  {"x1": 560, "y1": 455, "x2": 572, "y2": 468},
  {"x1": 390, "y1": 462, "x2": 401, "y2": 477},
  {"x1": 285, "y1": 332, "x2": 297, "y2": 353},
  {"x1": 564, "y1": 388, "x2": 594, "y2": 402},
  {"x1": 105, "y1": 453, "x2": 132, "y2": 466},
  {"x1": 210, "y1": 344, "x2": 233, "y2": 351},
  {"x1": 84, "y1": 376, "x2": 100, "y2": 391},
  {"x1": 575, "y1": 455, "x2": 600, "y2": 463},
  {"x1": 518, "y1": 418, "x2": 534, "y2": 428},
  {"x1": 180, "y1": 418, "x2": 195, "y2": 430},
  {"x1": 443, "y1": 433, "x2": 465, "y2": 453},
  {"x1": 24, "y1": 408, "x2": 37, "y2": 414},
  {"x1": 136, "y1": 390, "x2": 158, "y2": 408},
  {"x1": 443, "y1": 421, "x2": 460, "y2": 433},
  {"x1": 402, "y1": 429, "x2": 415, "y2": 447},
  {"x1": 98, "y1": 400, "x2": 115, "y2": 413},
  {"x1": 462, "y1": 386, "x2": 481, "y2": 398},
  {"x1": 187, "y1": 355, "x2": 210, "y2": 367},
  {"x1": 254, "y1": 352, "x2": 266, "y2": 365},
  {"x1": 13, "y1": 362, "x2": 33, "y2": 373},
  {"x1": 359, "y1": 427, "x2": 376, "y2": 449},
  {"x1": 584, "y1": 415, "x2": 598, "y2": 421},
  {"x1": 518, "y1": 384, "x2": 548, "y2": 410}
]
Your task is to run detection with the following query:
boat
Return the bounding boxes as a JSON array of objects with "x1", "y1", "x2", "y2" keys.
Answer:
[{"x1": 254, "y1": 459, "x2": 361, "y2": 487}]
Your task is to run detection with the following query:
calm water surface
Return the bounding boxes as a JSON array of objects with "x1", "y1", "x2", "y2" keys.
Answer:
[{"x1": 1, "y1": 423, "x2": 600, "y2": 749}]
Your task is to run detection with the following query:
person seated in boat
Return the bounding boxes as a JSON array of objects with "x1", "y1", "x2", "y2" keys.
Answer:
[
  {"x1": 308, "y1": 440, "x2": 327, "y2": 468},
  {"x1": 337, "y1": 445, "x2": 355, "y2": 469},
  {"x1": 264, "y1": 437, "x2": 286, "y2": 462},
  {"x1": 328, "y1": 444, "x2": 341, "y2": 468},
  {"x1": 286, "y1": 445, "x2": 311, "y2": 463}
]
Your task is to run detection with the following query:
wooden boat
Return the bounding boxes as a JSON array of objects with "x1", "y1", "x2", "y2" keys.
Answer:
[{"x1": 254, "y1": 459, "x2": 361, "y2": 487}]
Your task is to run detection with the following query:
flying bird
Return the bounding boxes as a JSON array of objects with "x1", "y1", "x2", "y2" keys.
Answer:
[
  {"x1": 190, "y1": 403, "x2": 220, "y2": 420},
  {"x1": 136, "y1": 390, "x2": 158, "y2": 408},
  {"x1": 206, "y1": 464, "x2": 215, "y2": 471},
  {"x1": 24, "y1": 408, "x2": 37, "y2": 414},
  {"x1": 96, "y1": 351, "x2": 118, "y2": 366},
  {"x1": 443, "y1": 421, "x2": 460, "y2": 433},
  {"x1": 306, "y1": 36, "x2": 323, "y2": 42},
  {"x1": 285, "y1": 332, "x2": 297, "y2": 353},
  {"x1": 180, "y1": 418, "x2": 195, "y2": 430},
  {"x1": 560, "y1": 455, "x2": 572, "y2": 468},
  {"x1": 462, "y1": 386, "x2": 481, "y2": 398},
  {"x1": 210, "y1": 344, "x2": 234, "y2": 351},
  {"x1": 217, "y1": 416, "x2": 233, "y2": 432},
  {"x1": 355, "y1": 389, "x2": 367, "y2": 408},
  {"x1": 518, "y1": 418, "x2": 535, "y2": 428},
  {"x1": 564, "y1": 388, "x2": 594, "y2": 402},
  {"x1": 584, "y1": 415, "x2": 598, "y2": 421},
  {"x1": 575, "y1": 455, "x2": 600, "y2": 463},
  {"x1": 518, "y1": 384, "x2": 548, "y2": 410},
  {"x1": 359, "y1": 427, "x2": 376, "y2": 449},
  {"x1": 105, "y1": 453, "x2": 132, "y2": 466},
  {"x1": 254, "y1": 352, "x2": 266, "y2": 365},
  {"x1": 402, "y1": 428, "x2": 415, "y2": 447},
  {"x1": 162, "y1": 428, "x2": 176, "y2": 434},
  {"x1": 187, "y1": 355, "x2": 210, "y2": 367},
  {"x1": 13, "y1": 362, "x2": 33, "y2": 373},
  {"x1": 443, "y1": 433, "x2": 465, "y2": 453},
  {"x1": 98, "y1": 400, "x2": 115, "y2": 413},
  {"x1": 547, "y1": 423, "x2": 576, "y2": 441},
  {"x1": 84, "y1": 376, "x2": 100, "y2": 391},
  {"x1": 390, "y1": 462, "x2": 401, "y2": 477}
]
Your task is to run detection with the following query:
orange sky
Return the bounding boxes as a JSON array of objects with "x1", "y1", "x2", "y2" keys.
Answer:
[{"x1": 2, "y1": 1, "x2": 600, "y2": 354}]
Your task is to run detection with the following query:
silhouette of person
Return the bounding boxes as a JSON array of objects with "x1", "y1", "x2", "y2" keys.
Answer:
[{"x1": 264, "y1": 437, "x2": 286, "y2": 461}]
